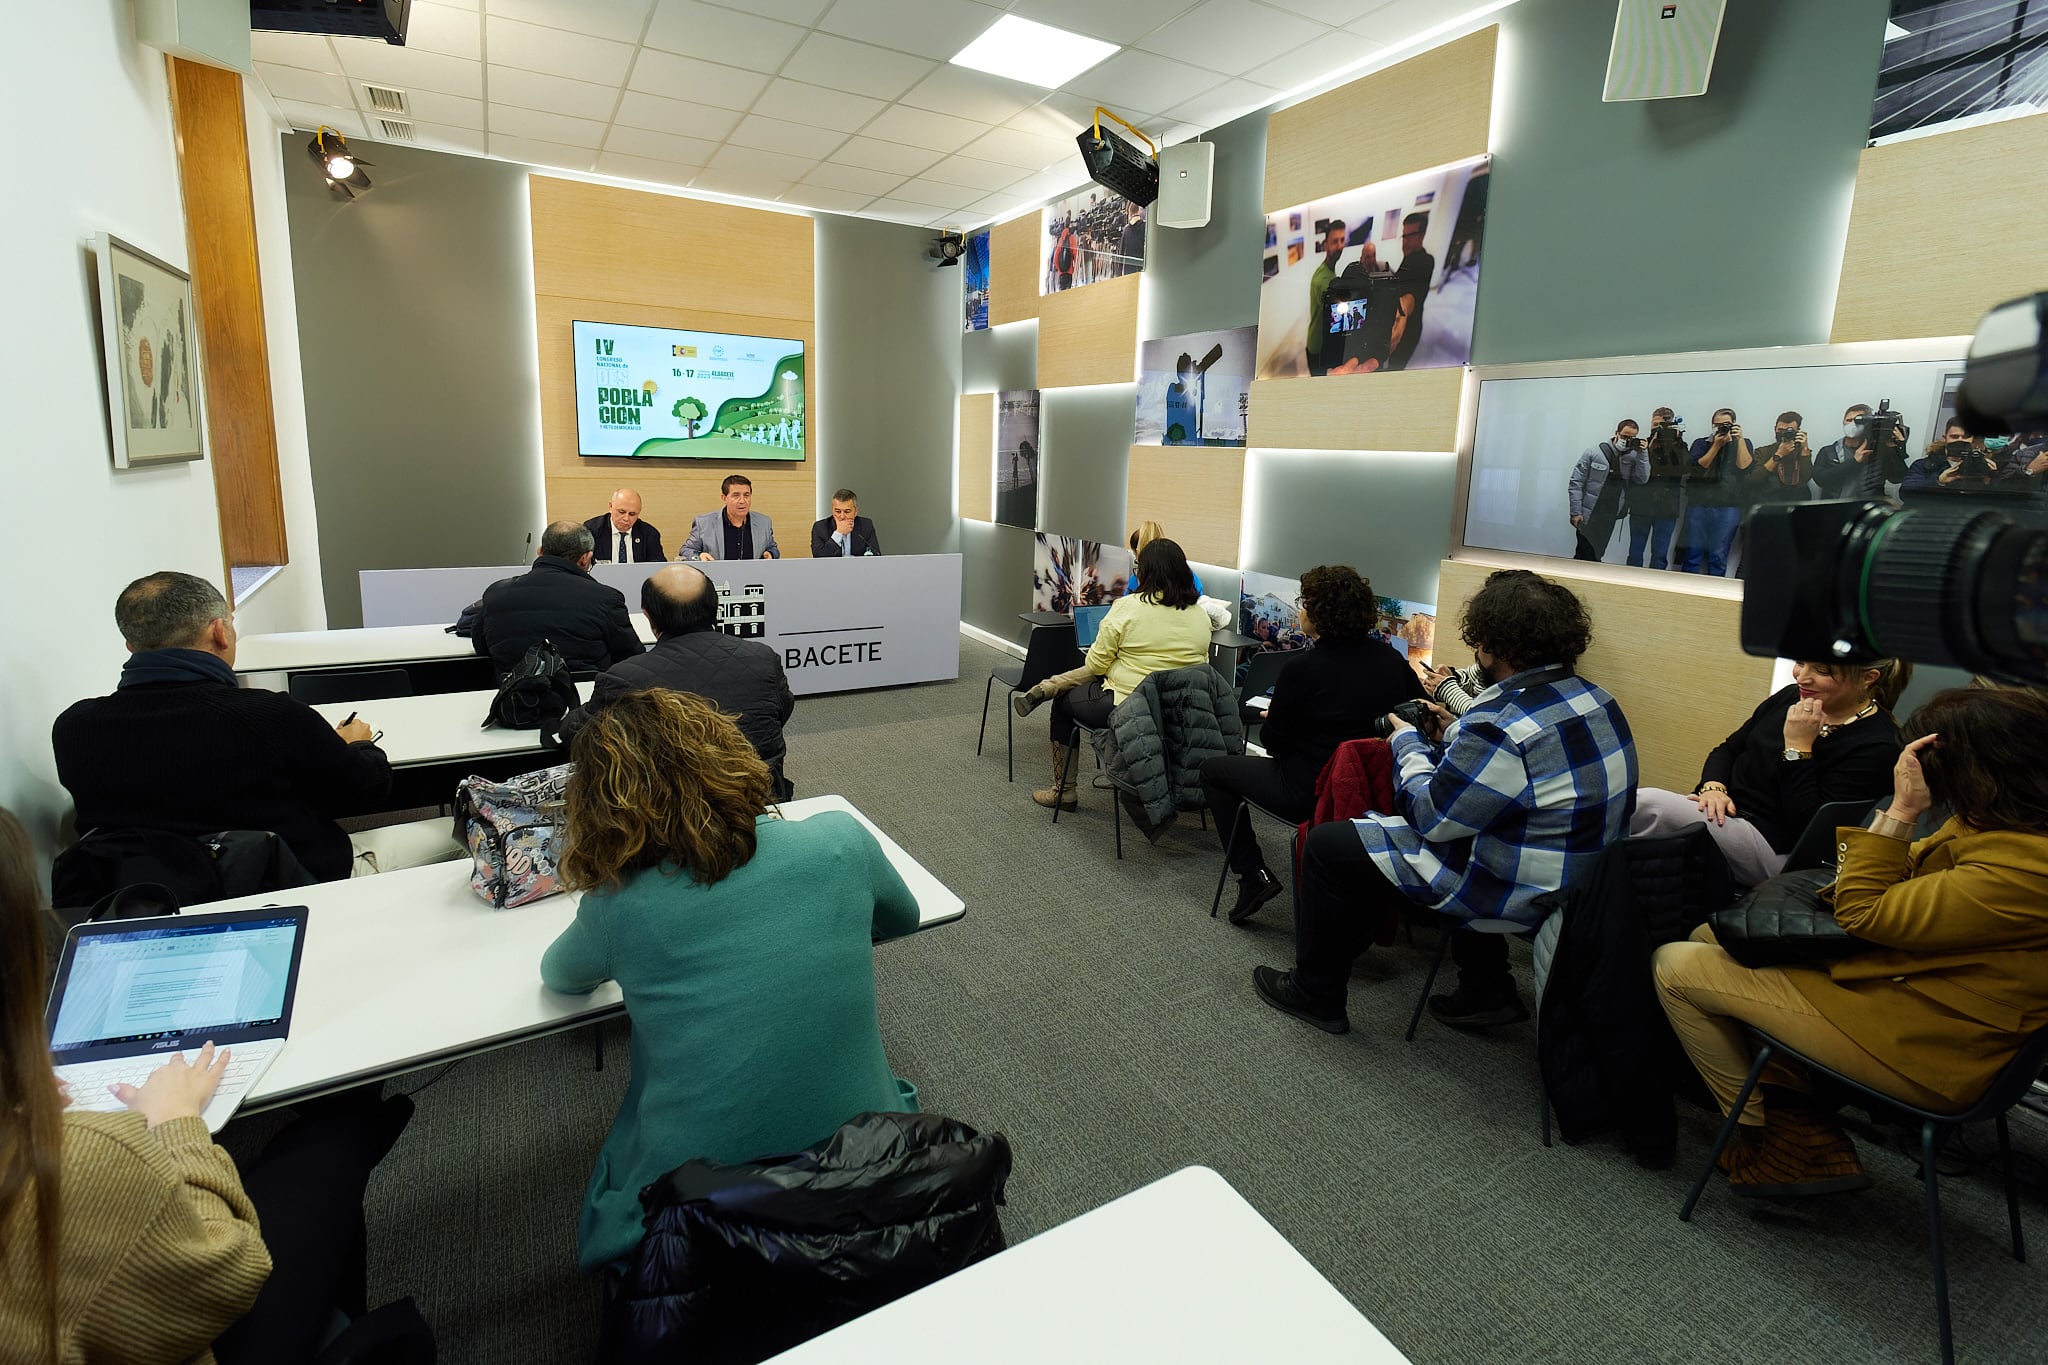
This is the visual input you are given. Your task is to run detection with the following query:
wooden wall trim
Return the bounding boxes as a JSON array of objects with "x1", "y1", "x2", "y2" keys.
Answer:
[
  {"x1": 167, "y1": 57, "x2": 286, "y2": 574},
  {"x1": 1036, "y1": 273, "x2": 1140, "y2": 390},
  {"x1": 959, "y1": 393, "x2": 994, "y2": 523},
  {"x1": 1247, "y1": 367, "x2": 1464, "y2": 452},
  {"x1": 1127, "y1": 445, "x2": 1242, "y2": 569},
  {"x1": 988, "y1": 213, "x2": 1042, "y2": 326}
]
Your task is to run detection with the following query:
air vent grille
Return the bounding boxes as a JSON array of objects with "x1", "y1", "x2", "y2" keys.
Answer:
[
  {"x1": 363, "y1": 84, "x2": 409, "y2": 115},
  {"x1": 375, "y1": 118, "x2": 416, "y2": 141}
]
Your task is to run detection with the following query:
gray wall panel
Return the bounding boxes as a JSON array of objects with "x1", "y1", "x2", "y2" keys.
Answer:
[
  {"x1": 1039, "y1": 384, "x2": 1136, "y2": 546},
  {"x1": 1140, "y1": 111, "x2": 1268, "y2": 342},
  {"x1": 960, "y1": 519, "x2": 1037, "y2": 645},
  {"x1": 1241, "y1": 451, "x2": 1459, "y2": 607},
  {"x1": 963, "y1": 319, "x2": 1039, "y2": 393}
]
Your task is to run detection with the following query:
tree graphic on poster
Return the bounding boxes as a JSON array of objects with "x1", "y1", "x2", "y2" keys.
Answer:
[{"x1": 672, "y1": 396, "x2": 708, "y2": 437}]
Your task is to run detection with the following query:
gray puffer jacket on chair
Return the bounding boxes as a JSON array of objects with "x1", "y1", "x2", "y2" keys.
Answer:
[{"x1": 1095, "y1": 664, "x2": 1246, "y2": 838}]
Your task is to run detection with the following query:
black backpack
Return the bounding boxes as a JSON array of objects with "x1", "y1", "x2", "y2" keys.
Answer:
[{"x1": 486, "y1": 639, "x2": 578, "y2": 731}]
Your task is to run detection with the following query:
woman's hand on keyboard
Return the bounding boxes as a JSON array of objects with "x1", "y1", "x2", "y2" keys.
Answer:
[{"x1": 111, "y1": 1041, "x2": 231, "y2": 1129}]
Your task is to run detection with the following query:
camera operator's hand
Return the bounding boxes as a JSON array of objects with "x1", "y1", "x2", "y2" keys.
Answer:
[
  {"x1": 1939, "y1": 465, "x2": 1963, "y2": 486},
  {"x1": 1783, "y1": 696, "x2": 1822, "y2": 753},
  {"x1": 1417, "y1": 700, "x2": 1454, "y2": 740},
  {"x1": 1690, "y1": 787, "x2": 1738, "y2": 826},
  {"x1": 1570, "y1": 514, "x2": 1583, "y2": 527},
  {"x1": 2030, "y1": 451, "x2": 2048, "y2": 477},
  {"x1": 1795, "y1": 430, "x2": 1809, "y2": 454},
  {"x1": 1889, "y1": 733, "x2": 1938, "y2": 823}
]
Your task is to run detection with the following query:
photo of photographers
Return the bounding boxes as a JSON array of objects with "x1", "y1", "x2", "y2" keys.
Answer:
[
  {"x1": 1040, "y1": 186, "x2": 1146, "y2": 296},
  {"x1": 1255, "y1": 156, "x2": 1487, "y2": 381}
]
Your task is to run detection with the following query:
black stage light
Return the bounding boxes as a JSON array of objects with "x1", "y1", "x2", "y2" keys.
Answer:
[
  {"x1": 928, "y1": 231, "x2": 965, "y2": 267},
  {"x1": 1076, "y1": 107, "x2": 1158, "y2": 207},
  {"x1": 306, "y1": 127, "x2": 374, "y2": 199}
]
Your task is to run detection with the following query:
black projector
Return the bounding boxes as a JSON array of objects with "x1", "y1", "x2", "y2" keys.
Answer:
[
  {"x1": 1077, "y1": 126, "x2": 1158, "y2": 207},
  {"x1": 251, "y1": 0, "x2": 411, "y2": 44}
]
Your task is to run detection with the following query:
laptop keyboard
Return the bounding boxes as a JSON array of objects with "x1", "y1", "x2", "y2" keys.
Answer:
[{"x1": 57, "y1": 1041, "x2": 279, "y2": 1131}]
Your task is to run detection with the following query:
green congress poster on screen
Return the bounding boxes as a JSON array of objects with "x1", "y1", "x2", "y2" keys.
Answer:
[{"x1": 571, "y1": 320, "x2": 806, "y2": 461}]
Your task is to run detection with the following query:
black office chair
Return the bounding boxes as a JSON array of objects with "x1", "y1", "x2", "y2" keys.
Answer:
[
  {"x1": 1209, "y1": 797, "x2": 1298, "y2": 918},
  {"x1": 1054, "y1": 721, "x2": 1209, "y2": 860},
  {"x1": 977, "y1": 623, "x2": 1080, "y2": 782},
  {"x1": 1781, "y1": 797, "x2": 1886, "y2": 873},
  {"x1": 288, "y1": 668, "x2": 415, "y2": 706},
  {"x1": 1236, "y1": 650, "x2": 1290, "y2": 745},
  {"x1": 1678, "y1": 1023, "x2": 2048, "y2": 1365}
]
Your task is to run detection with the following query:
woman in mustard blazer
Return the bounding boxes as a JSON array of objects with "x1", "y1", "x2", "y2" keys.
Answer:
[{"x1": 1654, "y1": 686, "x2": 2048, "y2": 1198}]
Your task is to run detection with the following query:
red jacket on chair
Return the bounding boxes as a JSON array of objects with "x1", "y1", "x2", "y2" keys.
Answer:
[{"x1": 1300, "y1": 737, "x2": 1400, "y2": 945}]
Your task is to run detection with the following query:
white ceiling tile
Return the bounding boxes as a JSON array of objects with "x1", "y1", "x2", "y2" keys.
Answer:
[
  {"x1": 831, "y1": 135, "x2": 944, "y2": 176},
  {"x1": 781, "y1": 33, "x2": 936, "y2": 101},
  {"x1": 250, "y1": 32, "x2": 338, "y2": 72},
  {"x1": 1007, "y1": 0, "x2": 1203, "y2": 47},
  {"x1": 276, "y1": 103, "x2": 367, "y2": 139},
  {"x1": 817, "y1": 0, "x2": 1007, "y2": 63},
  {"x1": 708, "y1": 144, "x2": 818, "y2": 179},
  {"x1": 1064, "y1": 50, "x2": 1225, "y2": 115},
  {"x1": 689, "y1": 168, "x2": 798, "y2": 201},
  {"x1": 1345, "y1": 0, "x2": 1454, "y2": 40},
  {"x1": 1162, "y1": 77, "x2": 1277, "y2": 126},
  {"x1": 718, "y1": 0, "x2": 833, "y2": 24},
  {"x1": 1136, "y1": 0, "x2": 1326, "y2": 77},
  {"x1": 483, "y1": 0, "x2": 654, "y2": 44},
  {"x1": 890, "y1": 176, "x2": 987, "y2": 210},
  {"x1": 1034, "y1": 95, "x2": 1164, "y2": 143},
  {"x1": 335, "y1": 44, "x2": 485, "y2": 99},
  {"x1": 256, "y1": 64, "x2": 357, "y2": 108},
  {"x1": 966, "y1": 189, "x2": 1038, "y2": 219},
  {"x1": 431, "y1": 0, "x2": 479, "y2": 7},
  {"x1": 644, "y1": 0, "x2": 807, "y2": 71},
  {"x1": 862, "y1": 197, "x2": 953, "y2": 225},
  {"x1": 614, "y1": 89, "x2": 743, "y2": 138},
  {"x1": 751, "y1": 79, "x2": 887, "y2": 132},
  {"x1": 1263, "y1": 0, "x2": 1395, "y2": 21},
  {"x1": 777, "y1": 184, "x2": 875, "y2": 212},
  {"x1": 1004, "y1": 101, "x2": 1088, "y2": 140},
  {"x1": 628, "y1": 48, "x2": 770, "y2": 111},
  {"x1": 858, "y1": 105, "x2": 991, "y2": 154},
  {"x1": 801, "y1": 162, "x2": 908, "y2": 195},
  {"x1": 388, "y1": 88, "x2": 488, "y2": 129},
  {"x1": 485, "y1": 16, "x2": 635, "y2": 84},
  {"x1": 406, "y1": 122, "x2": 491, "y2": 154},
  {"x1": 404, "y1": 3, "x2": 484, "y2": 59},
  {"x1": 728, "y1": 114, "x2": 851, "y2": 159},
  {"x1": 896, "y1": 66, "x2": 1043, "y2": 124},
  {"x1": 486, "y1": 66, "x2": 621, "y2": 120},
  {"x1": 595, "y1": 150, "x2": 704, "y2": 186},
  {"x1": 488, "y1": 105, "x2": 610, "y2": 147},
  {"x1": 604, "y1": 125, "x2": 720, "y2": 163},
  {"x1": 920, "y1": 154, "x2": 1031, "y2": 191},
  {"x1": 489, "y1": 132, "x2": 598, "y2": 169},
  {"x1": 1244, "y1": 31, "x2": 1382, "y2": 91},
  {"x1": 1005, "y1": 166, "x2": 1089, "y2": 201},
  {"x1": 957, "y1": 124, "x2": 1075, "y2": 170}
]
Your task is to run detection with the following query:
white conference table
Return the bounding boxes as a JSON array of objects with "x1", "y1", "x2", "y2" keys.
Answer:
[
  {"x1": 233, "y1": 616, "x2": 658, "y2": 677},
  {"x1": 184, "y1": 795, "x2": 964, "y2": 1113},
  {"x1": 307, "y1": 683, "x2": 593, "y2": 768},
  {"x1": 764, "y1": 1165, "x2": 1411, "y2": 1364}
]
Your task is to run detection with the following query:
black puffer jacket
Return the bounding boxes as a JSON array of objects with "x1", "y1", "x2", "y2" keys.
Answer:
[
  {"x1": 471, "y1": 556, "x2": 643, "y2": 677},
  {"x1": 603, "y1": 1111, "x2": 1011, "y2": 1365},
  {"x1": 1098, "y1": 664, "x2": 1245, "y2": 829}
]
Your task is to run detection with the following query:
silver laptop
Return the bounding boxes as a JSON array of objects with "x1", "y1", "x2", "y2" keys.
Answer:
[{"x1": 47, "y1": 906, "x2": 310, "y2": 1133}]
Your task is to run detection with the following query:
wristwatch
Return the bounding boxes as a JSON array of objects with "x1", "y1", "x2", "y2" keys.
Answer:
[{"x1": 1782, "y1": 747, "x2": 1813, "y2": 761}]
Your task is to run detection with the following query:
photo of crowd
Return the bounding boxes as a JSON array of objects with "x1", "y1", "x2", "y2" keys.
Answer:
[
  {"x1": 1040, "y1": 186, "x2": 1146, "y2": 295},
  {"x1": 963, "y1": 230, "x2": 990, "y2": 333},
  {"x1": 1134, "y1": 327, "x2": 1256, "y2": 447},
  {"x1": 1239, "y1": 570, "x2": 1436, "y2": 670},
  {"x1": 1031, "y1": 535, "x2": 1133, "y2": 614},
  {"x1": 1256, "y1": 155, "x2": 1488, "y2": 382},
  {"x1": 995, "y1": 390, "x2": 1041, "y2": 531}
]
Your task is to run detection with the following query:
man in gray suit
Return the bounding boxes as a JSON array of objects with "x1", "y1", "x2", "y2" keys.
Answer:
[{"x1": 681, "y1": 473, "x2": 779, "y2": 561}]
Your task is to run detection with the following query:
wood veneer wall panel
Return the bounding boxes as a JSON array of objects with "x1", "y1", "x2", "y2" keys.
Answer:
[
  {"x1": 959, "y1": 393, "x2": 994, "y2": 522},
  {"x1": 530, "y1": 179, "x2": 816, "y2": 554},
  {"x1": 1127, "y1": 445, "x2": 1242, "y2": 568},
  {"x1": 1831, "y1": 112, "x2": 2048, "y2": 343},
  {"x1": 1435, "y1": 560, "x2": 1771, "y2": 793},
  {"x1": 1263, "y1": 27, "x2": 1496, "y2": 212},
  {"x1": 1036, "y1": 272, "x2": 1141, "y2": 390},
  {"x1": 988, "y1": 213, "x2": 1042, "y2": 326},
  {"x1": 1246, "y1": 367, "x2": 1463, "y2": 452},
  {"x1": 167, "y1": 57, "x2": 287, "y2": 573}
]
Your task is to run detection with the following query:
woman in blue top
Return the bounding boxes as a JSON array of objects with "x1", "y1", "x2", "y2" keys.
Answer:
[{"x1": 540, "y1": 690, "x2": 920, "y2": 1273}]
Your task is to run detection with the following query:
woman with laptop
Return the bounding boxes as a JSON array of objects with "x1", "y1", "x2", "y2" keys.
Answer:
[{"x1": 541, "y1": 690, "x2": 922, "y2": 1274}]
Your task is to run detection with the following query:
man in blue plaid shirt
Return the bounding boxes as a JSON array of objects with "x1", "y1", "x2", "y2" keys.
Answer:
[{"x1": 1255, "y1": 571, "x2": 1637, "y2": 1034}]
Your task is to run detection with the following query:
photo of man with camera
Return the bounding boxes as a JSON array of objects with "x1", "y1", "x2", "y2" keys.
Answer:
[
  {"x1": 1750, "y1": 411, "x2": 1816, "y2": 503},
  {"x1": 1811, "y1": 401, "x2": 1911, "y2": 499},
  {"x1": 1682, "y1": 407, "x2": 1754, "y2": 577},
  {"x1": 1568, "y1": 417, "x2": 1649, "y2": 562},
  {"x1": 1628, "y1": 407, "x2": 1690, "y2": 569}
]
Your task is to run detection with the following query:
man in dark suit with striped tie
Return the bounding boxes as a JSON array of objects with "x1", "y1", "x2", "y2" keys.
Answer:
[{"x1": 584, "y1": 487, "x2": 665, "y2": 563}]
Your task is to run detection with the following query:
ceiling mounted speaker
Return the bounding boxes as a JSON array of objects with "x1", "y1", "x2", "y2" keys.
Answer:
[
  {"x1": 1603, "y1": 0, "x2": 1727, "y2": 101},
  {"x1": 1155, "y1": 142, "x2": 1213, "y2": 230}
]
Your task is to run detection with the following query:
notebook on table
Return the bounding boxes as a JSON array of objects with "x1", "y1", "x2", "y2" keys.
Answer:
[{"x1": 46, "y1": 906, "x2": 310, "y2": 1133}]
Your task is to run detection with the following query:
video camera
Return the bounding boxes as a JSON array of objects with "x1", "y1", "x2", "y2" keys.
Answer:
[{"x1": 1742, "y1": 293, "x2": 2048, "y2": 682}]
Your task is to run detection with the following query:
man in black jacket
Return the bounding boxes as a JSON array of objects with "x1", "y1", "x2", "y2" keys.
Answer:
[
  {"x1": 52, "y1": 571, "x2": 394, "y2": 882},
  {"x1": 584, "y1": 486, "x2": 665, "y2": 563},
  {"x1": 472, "y1": 521, "x2": 644, "y2": 677},
  {"x1": 809, "y1": 488, "x2": 883, "y2": 558},
  {"x1": 561, "y1": 564, "x2": 796, "y2": 797}
]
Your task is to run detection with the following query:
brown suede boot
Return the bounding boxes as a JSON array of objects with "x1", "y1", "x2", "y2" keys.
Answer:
[
  {"x1": 1031, "y1": 742, "x2": 1078, "y2": 810},
  {"x1": 1013, "y1": 681, "x2": 1054, "y2": 718},
  {"x1": 1720, "y1": 1110, "x2": 1872, "y2": 1198}
]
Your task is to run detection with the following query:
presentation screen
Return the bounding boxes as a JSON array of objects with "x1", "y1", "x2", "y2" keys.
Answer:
[{"x1": 571, "y1": 319, "x2": 805, "y2": 461}]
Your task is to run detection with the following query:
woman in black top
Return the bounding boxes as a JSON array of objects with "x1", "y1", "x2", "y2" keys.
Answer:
[
  {"x1": 1202, "y1": 565, "x2": 1423, "y2": 923},
  {"x1": 1629, "y1": 658, "x2": 1909, "y2": 885}
]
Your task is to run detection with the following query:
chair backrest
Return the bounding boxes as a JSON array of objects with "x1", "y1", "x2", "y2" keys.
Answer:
[
  {"x1": 1238, "y1": 649, "x2": 1290, "y2": 706},
  {"x1": 1781, "y1": 799, "x2": 1882, "y2": 873},
  {"x1": 1018, "y1": 622, "x2": 1081, "y2": 689},
  {"x1": 288, "y1": 668, "x2": 415, "y2": 706},
  {"x1": 1953, "y1": 1021, "x2": 2048, "y2": 1124}
]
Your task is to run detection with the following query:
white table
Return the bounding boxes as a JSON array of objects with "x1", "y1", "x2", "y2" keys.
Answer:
[
  {"x1": 183, "y1": 795, "x2": 963, "y2": 1112},
  {"x1": 307, "y1": 683, "x2": 594, "y2": 768},
  {"x1": 233, "y1": 617, "x2": 658, "y2": 682},
  {"x1": 764, "y1": 1166, "x2": 1410, "y2": 1363}
]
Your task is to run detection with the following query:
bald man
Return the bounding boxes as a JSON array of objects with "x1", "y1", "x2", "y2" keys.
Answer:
[{"x1": 584, "y1": 487, "x2": 665, "y2": 563}]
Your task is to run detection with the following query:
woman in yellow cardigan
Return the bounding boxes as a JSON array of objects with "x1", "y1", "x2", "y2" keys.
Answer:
[{"x1": 1654, "y1": 687, "x2": 2048, "y2": 1197}]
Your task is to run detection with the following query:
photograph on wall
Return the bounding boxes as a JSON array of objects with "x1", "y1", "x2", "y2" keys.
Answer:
[
  {"x1": 1040, "y1": 185, "x2": 1146, "y2": 295},
  {"x1": 1459, "y1": 354, "x2": 2003, "y2": 577},
  {"x1": 1134, "y1": 326, "x2": 1256, "y2": 447},
  {"x1": 996, "y1": 389, "x2": 1041, "y2": 530},
  {"x1": 95, "y1": 232, "x2": 201, "y2": 467},
  {"x1": 1376, "y1": 596, "x2": 1437, "y2": 667},
  {"x1": 1870, "y1": 2, "x2": 2048, "y2": 143},
  {"x1": 570, "y1": 320, "x2": 804, "y2": 461},
  {"x1": 963, "y1": 229, "x2": 990, "y2": 333},
  {"x1": 1032, "y1": 534, "x2": 1133, "y2": 613},
  {"x1": 1239, "y1": 570, "x2": 1310, "y2": 653},
  {"x1": 1255, "y1": 155, "x2": 1489, "y2": 382}
]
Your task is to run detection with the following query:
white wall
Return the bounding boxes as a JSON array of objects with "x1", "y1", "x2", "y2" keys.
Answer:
[{"x1": 0, "y1": 5, "x2": 322, "y2": 863}]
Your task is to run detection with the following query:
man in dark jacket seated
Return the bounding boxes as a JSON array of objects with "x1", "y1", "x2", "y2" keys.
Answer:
[
  {"x1": 472, "y1": 521, "x2": 644, "y2": 677},
  {"x1": 52, "y1": 571, "x2": 395, "y2": 883},
  {"x1": 561, "y1": 564, "x2": 796, "y2": 797}
]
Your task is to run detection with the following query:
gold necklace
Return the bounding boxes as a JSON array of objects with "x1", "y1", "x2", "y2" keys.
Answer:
[{"x1": 1817, "y1": 701, "x2": 1877, "y2": 739}]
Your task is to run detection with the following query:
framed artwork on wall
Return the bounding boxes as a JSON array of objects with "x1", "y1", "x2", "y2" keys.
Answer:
[{"x1": 95, "y1": 231, "x2": 203, "y2": 467}]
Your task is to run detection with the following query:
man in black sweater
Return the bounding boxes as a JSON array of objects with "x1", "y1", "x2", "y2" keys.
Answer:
[
  {"x1": 52, "y1": 571, "x2": 394, "y2": 883},
  {"x1": 472, "y1": 521, "x2": 644, "y2": 677},
  {"x1": 560, "y1": 564, "x2": 796, "y2": 798}
]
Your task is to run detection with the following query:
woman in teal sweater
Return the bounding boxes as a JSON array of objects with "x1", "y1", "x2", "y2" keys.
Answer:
[{"x1": 540, "y1": 690, "x2": 921, "y2": 1273}]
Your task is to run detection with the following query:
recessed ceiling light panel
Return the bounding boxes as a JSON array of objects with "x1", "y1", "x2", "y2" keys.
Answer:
[{"x1": 950, "y1": 15, "x2": 1118, "y2": 90}]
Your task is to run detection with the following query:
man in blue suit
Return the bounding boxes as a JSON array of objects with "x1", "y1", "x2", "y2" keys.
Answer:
[
  {"x1": 810, "y1": 488, "x2": 882, "y2": 558},
  {"x1": 681, "y1": 474, "x2": 779, "y2": 561}
]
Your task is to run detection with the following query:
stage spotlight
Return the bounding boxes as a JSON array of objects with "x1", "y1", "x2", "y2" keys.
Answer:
[
  {"x1": 928, "y1": 231, "x2": 966, "y2": 267},
  {"x1": 1076, "y1": 107, "x2": 1157, "y2": 207},
  {"x1": 306, "y1": 126, "x2": 374, "y2": 199}
]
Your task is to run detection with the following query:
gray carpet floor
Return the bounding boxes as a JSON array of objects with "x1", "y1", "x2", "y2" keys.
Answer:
[{"x1": 335, "y1": 638, "x2": 2048, "y2": 1363}]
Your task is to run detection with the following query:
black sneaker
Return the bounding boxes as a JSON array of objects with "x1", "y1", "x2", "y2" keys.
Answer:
[
  {"x1": 1252, "y1": 966, "x2": 1349, "y2": 1033},
  {"x1": 1427, "y1": 984, "x2": 1530, "y2": 1029},
  {"x1": 1227, "y1": 869, "x2": 1284, "y2": 924}
]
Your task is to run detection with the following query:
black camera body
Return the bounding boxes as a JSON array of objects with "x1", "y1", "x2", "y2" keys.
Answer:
[
  {"x1": 1864, "y1": 398, "x2": 1909, "y2": 447},
  {"x1": 1371, "y1": 699, "x2": 1434, "y2": 741},
  {"x1": 1714, "y1": 421, "x2": 1734, "y2": 436}
]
